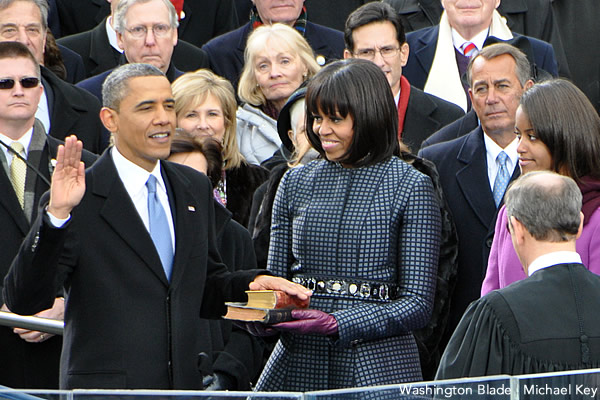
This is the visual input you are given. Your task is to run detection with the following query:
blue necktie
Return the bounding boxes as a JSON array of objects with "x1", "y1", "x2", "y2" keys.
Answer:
[
  {"x1": 146, "y1": 175, "x2": 173, "y2": 280},
  {"x1": 492, "y1": 151, "x2": 510, "y2": 207}
]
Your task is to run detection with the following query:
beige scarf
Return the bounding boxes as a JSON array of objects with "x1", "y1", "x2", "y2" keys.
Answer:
[{"x1": 423, "y1": 10, "x2": 513, "y2": 111}]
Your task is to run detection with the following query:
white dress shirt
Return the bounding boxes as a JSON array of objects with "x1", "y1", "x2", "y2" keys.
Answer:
[
  {"x1": 451, "y1": 28, "x2": 489, "y2": 54},
  {"x1": 111, "y1": 147, "x2": 175, "y2": 252}
]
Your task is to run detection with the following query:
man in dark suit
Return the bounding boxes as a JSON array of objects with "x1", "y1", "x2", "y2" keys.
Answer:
[
  {"x1": 2, "y1": 62, "x2": 310, "y2": 390},
  {"x1": 437, "y1": 171, "x2": 600, "y2": 379},
  {"x1": 343, "y1": 2, "x2": 464, "y2": 152},
  {"x1": 384, "y1": 0, "x2": 569, "y2": 78},
  {"x1": 0, "y1": 42, "x2": 96, "y2": 389},
  {"x1": 76, "y1": 0, "x2": 192, "y2": 104},
  {"x1": 418, "y1": 43, "x2": 532, "y2": 354},
  {"x1": 203, "y1": 0, "x2": 345, "y2": 90},
  {"x1": 0, "y1": 0, "x2": 104, "y2": 154},
  {"x1": 56, "y1": 0, "x2": 237, "y2": 48},
  {"x1": 57, "y1": 0, "x2": 211, "y2": 79},
  {"x1": 402, "y1": 0, "x2": 557, "y2": 112}
]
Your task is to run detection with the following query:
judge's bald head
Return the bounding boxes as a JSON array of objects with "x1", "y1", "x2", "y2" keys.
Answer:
[{"x1": 505, "y1": 171, "x2": 581, "y2": 243}]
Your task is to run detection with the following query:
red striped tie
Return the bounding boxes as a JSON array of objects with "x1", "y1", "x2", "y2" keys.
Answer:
[{"x1": 462, "y1": 42, "x2": 477, "y2": 58}]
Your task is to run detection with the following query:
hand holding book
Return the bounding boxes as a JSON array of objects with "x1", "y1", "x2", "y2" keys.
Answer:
[{"x1": 272, "y1": 309, "x2": 338, "y2": 336}]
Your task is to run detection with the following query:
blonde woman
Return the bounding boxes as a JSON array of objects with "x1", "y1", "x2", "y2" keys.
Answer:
[
  {"x1": 172, "y1": 69, "x2": 268, "y2": 227},
  {"x1": 237, "y1": 23, "x2": 320, "y2": 166}
]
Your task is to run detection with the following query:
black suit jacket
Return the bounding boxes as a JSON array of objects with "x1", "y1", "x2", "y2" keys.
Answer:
[
  {"x1": 0, "y1": 121, "x2": 97, "y2": 389},
  {"x1": 56, "y1": 0, "x2": 237, "y2": 48},
  {"x1": 3, "y1": 151, "x2": 261, "y2": 389},
  {"x1": 418, "y1": 127, "x2": 519, "y2": 347},
  {"x1": 404, "y1": 26, "x2": 559, "y2": 91},
  {"x1": 202, "y1": 21, "x2": 344, "y2": 89},
  {"x1": 420, "y1": 109, "x2": 479, "y2": 150},
  {"x1": 58, "y1": 17, "x2": 210, "y2": 79},
  {"x1": 402, "y1": 86, "x2": 465, "y2": 152},
  {"x1": 41, "y1": 66, "x2": 104, "y2": 154},
  {"x1": 386, "y1": 0, "x2": 570, "y2": 77}
]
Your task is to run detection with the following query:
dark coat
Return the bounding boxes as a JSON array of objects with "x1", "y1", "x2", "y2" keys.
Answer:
[
  {"x1": 0, "y1": 122, "x2": 97, "y2": 389},
  {"x1": 420, "y1": 109, "x2": 479, "y2": 150},
  {"x1": 225, "y1": 163, "x2": 269, "y2": 228},
  {"x1": 202, "y1": 21, "x2": 344, "y2": 89},
  {"x1": 404, "y1": 26, "x2": 558, "y2": 91},
  {"x1": 205, "y1": 203, "x2": 264, "y2": 389},
  {"x1": 58, "y1": 18, "x2": 210, "y2": 79},
  {"x1": 76, "y1": 62, "x2": 183, "y2": 105},
  {"x1": 418, "y1": 127, "x2": 519, "y2": 351},
  {"x1": 552, "y1": 0, "x2": 600, "y2": 114},
  {"x1": 386, "y1": 0, "x2": 570, "y2": 77},
  {"x1": 55, "y1": 0, "x2": 109, "y2": 37},
  {"x1": 55, "y1": 0, "x2": 237, "y2": 48},
  {"x1": 437, "y1": 263, "x2": 600, "y2": 379},
  {"x1": 402, "y1": 85, "x2": 465, "y2": 152},
  {"x1": 57, "y1": 44, "x2": 86, "y2": 84},
  {"x1": 41, "y1": 66, "x2": 104, "y2": 154},
  {"x1": 3, "y1": 152, "x2": 261, "y2": 389}
]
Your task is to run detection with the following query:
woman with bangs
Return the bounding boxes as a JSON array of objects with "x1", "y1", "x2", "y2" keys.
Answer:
[
  {"x1": 482, "y1": 79, "x2": 600, "y2": 295},
  {"x1": 236, "y1": 23, "x2": 320, "y2": 167},
  {"x1": 172, "y1": 69, "x2": 268, "y2": 227},
  {"x1": 254, "y1": 59, "x2": 442, "y2": 391}
]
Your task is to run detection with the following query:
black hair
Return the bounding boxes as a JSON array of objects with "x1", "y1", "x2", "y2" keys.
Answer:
[
  {"x1": 344, "y1": 1, "x2": 406, "y2": 52},
  {"x1": 305, "y1": 58, "x2": 399, "y2": 167}
]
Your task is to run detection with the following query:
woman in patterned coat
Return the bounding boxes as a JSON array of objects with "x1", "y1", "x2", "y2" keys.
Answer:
[{"x1": 255, "y1": 59, "x2": 442, "y2": 391}]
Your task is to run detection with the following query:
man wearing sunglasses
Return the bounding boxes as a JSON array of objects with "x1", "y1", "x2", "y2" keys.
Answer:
[
  {"x1": 0, "y1": 41, "x2": 96, "y2": 389},
  {"x1": 0, "y1": 0, "x2": 105, "y2": 154}
]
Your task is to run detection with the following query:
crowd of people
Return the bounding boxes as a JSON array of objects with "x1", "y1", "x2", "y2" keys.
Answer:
[{"x1": 0, "y1": 0, "x2": 599, "y2": 394}]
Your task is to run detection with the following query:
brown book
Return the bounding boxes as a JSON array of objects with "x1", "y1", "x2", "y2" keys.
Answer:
[
  {"x1": 223, "y1": 290, "x2": 310, "y2": 324},
  {"x1": 245, "y1": 290, "x2": 310, "y2": 309},
  {"x1": 223, "y1": 302, "x2": 294, "y2": 324}
]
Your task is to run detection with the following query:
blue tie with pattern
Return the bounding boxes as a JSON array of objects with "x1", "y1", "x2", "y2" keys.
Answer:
[
  {"x1": 493, "y1": 151, "x2": 510, "y2": 207},
  {"x1": 146, "y1": 175, "x2": 173, "y2": 280}
]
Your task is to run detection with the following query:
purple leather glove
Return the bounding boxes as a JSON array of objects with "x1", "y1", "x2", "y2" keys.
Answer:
[
  {"x1": 233, "y1": 321, "x2": 279, "y2": 337},
  {"x1": 273, "y1": 309, "x2": 338, "y2": 336}
]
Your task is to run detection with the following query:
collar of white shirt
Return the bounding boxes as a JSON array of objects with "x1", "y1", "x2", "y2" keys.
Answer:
[
  {"x1": 0, "y1": 126, "x2": 34, "y2": 164},
  {"x1": 106, "y1": 16, "x2": 124, "y2": 54},
  {"x1": 451, "y1": 27, "x2": 489, "y2": 54},
  {"x1": 528, "y1": 251, "x2": 583, "y2": 277}
]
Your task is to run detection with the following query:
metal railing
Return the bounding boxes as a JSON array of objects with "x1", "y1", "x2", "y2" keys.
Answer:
[{"x1": 0, "y1": 311, "x2": 63, "y2": 335}]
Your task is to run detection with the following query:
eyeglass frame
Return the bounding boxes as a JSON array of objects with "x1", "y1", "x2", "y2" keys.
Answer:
[
  {"x1": 352, "y1": 46, "x2": 401, "y2": 60},
  {"x1": 0, "y1": 77, "x2": 40, "y2": 90},
  {"x1": 124, "y1": 23, "x2": 173, "y2": 39}
]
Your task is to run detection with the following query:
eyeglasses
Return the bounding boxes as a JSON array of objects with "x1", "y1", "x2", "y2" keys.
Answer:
[
  {"x1": 0, "y1": 77, "x2": 40, "y2": 90},
  {"x1": 125, "y1": 24, "x2": 172, "y2": 39},
  {"x1": 354, "y1": 46, "x2": 401, "y2": 60}
]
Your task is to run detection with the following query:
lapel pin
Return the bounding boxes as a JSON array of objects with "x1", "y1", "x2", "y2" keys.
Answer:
[{"x1": 188, "y1": 205, "x2": 196, "y2": 212}]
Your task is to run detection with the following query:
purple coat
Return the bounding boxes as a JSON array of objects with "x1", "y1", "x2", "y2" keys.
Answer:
[{"x1": 481, "y1": 205, "x2": 600, "y2": 295}]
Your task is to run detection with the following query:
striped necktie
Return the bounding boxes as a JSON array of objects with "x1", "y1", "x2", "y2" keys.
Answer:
[
  {"x1": 461, "y1": 42, "x2": 478, "y2": 58},
  {"x1": 10, "y1": 142, "x2": 27, "y2": 209}
]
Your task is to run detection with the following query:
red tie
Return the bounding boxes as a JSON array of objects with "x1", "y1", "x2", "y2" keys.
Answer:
[{"x1": 462, "y1": 42, "x2": 477, "y2": 58}]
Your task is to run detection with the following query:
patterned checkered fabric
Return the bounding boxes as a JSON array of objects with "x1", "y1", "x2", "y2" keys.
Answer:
[{"x1": 256, "y1": 157, "x2": 442, "y2": 391}]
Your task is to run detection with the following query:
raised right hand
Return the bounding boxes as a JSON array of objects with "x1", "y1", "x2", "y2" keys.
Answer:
[{"x1": 48, "y1": 135, "x2": 85, "y2": 219}]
